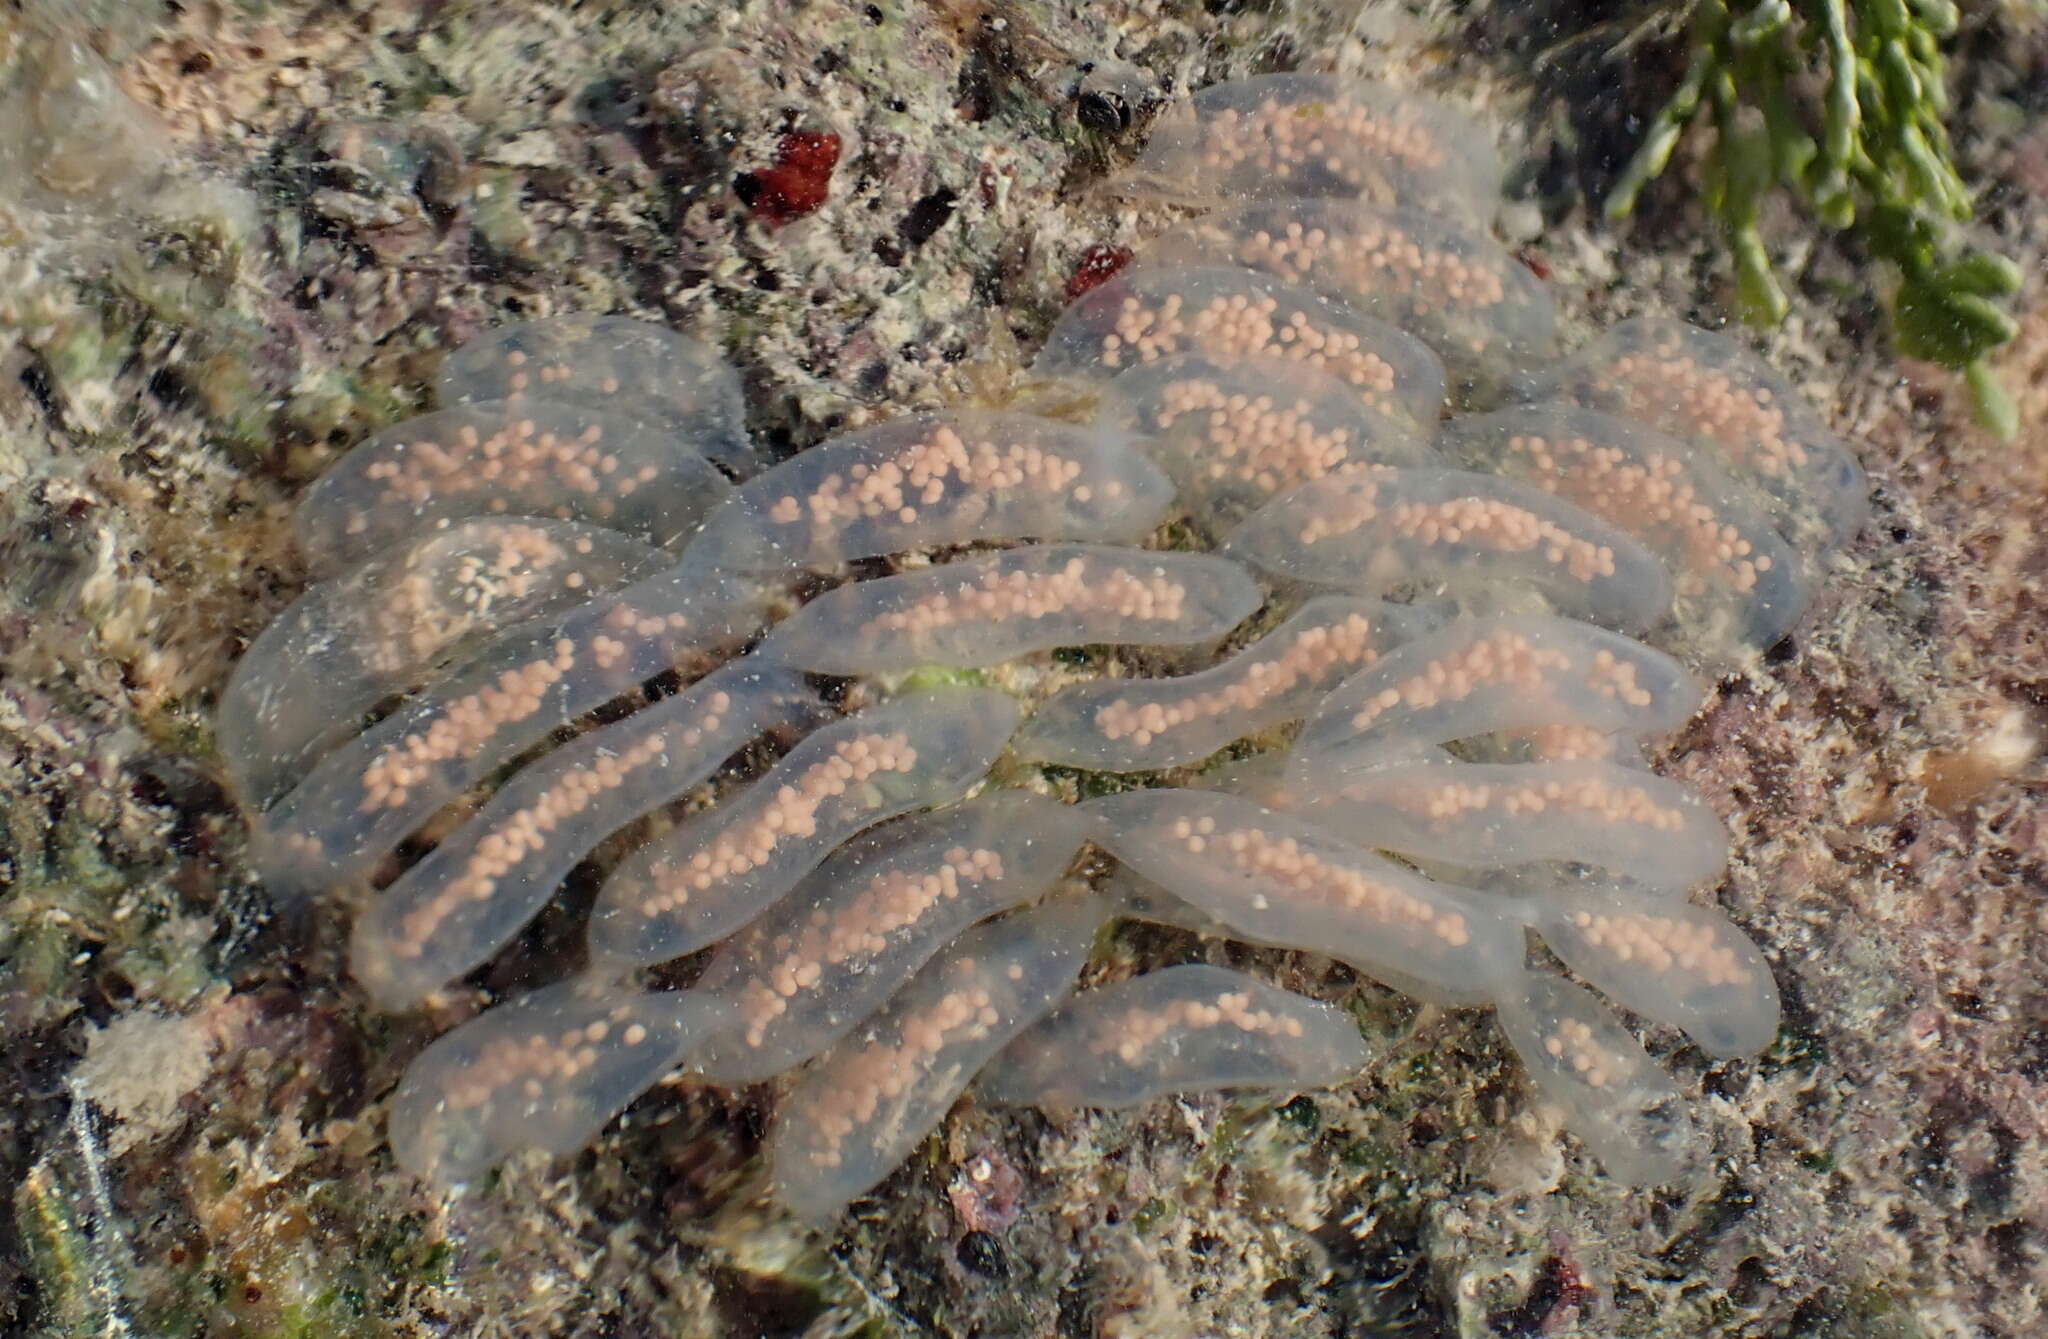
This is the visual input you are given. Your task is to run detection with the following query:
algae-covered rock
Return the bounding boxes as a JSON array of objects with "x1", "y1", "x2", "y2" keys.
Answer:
[{"x1": 1, "y1": 2, "x2": 2042, "y2": 1337}]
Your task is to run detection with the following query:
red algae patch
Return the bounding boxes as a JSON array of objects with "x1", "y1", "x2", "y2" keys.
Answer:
[{"x1": 737, "y1": 129, "x2": 841, "y2": 229}]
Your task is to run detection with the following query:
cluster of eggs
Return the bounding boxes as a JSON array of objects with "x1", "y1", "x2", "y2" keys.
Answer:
[{"x1": 220, "y1": 74, "x2": 1866, "y2": 1220}]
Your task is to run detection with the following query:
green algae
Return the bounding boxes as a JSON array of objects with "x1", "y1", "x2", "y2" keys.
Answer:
[{"x1": 1605, "y1": 0, "x2": 2021, "y2": 434}]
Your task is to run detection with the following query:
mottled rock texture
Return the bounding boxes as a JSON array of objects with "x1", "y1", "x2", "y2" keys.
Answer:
[{"x1": 0, "y1": 2, "x2": 2041, "y2": 1337}]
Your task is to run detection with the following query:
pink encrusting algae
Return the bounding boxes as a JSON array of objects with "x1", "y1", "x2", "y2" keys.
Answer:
[{"x1": 222, "y1": 74, "x2": 1866, "y2": 1217}]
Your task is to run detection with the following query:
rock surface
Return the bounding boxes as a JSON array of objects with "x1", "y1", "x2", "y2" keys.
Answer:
[{"x1": 0, "y1": 2, "x2": 2041, "y2": 1336}]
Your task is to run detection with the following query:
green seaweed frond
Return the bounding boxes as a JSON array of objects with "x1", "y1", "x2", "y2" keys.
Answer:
[{"x1": 1607, "y1": 0, "x2": 2021, "y2": 438}]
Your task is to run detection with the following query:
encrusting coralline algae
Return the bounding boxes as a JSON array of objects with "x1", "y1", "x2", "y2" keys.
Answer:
[{"x1": 217, "y1": 73, "x2": 1868, "y2": 1220}]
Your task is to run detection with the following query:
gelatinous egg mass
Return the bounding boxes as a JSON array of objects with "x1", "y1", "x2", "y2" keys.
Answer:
[{"x1": 229, "y1": 76, "x2": 1861, "y2": 1209}]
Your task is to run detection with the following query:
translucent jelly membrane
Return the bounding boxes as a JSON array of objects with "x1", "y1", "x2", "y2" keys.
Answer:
[
  {"x1": 434, "y1": 313, "x2": 764, "y2": 479},
  {"x1": 764, "y1": 897, "x2": 1102, "y2": 1224},
  {"x1": 687, "y1": 791, "x2": 1090, "y2": 1082},
  {"x1": 220, "y1": 518, "x2": 670, "y2": 810},
  {"x1": 584, "y1": 687, "x2": 1024, "y2": 968},
  {"x1": 1523, "y1": 877, "x2": 1780, "y2": 1060},
  {"x1": 1137, "y1": 198, "x2": 1557, "y2": 401},
  {"x1": 1012, "y1": 596, "x2": 1428, "y2": 772},
  {"x1": 1495, "y1": 970, "x2": 1700, "y2": 1185},
  {"x1": 1117, "y1": 73, "x2": 1504, "y2": 227},
  {"x1": 1285, "y1": 758, "x2": 1732, "y2": 892},
  {"x1": 1441, "y1": 405, "x2": 1812, "y2": 662},
  {"x1": 1514, "y1": 316, "x2": 1869, "y2": 549},
  {"x1": 248, "y1": 559, "x2": 777, "y2": 898},
  {"x1": 350, "y1": 664, "x2": 828, "y2": 1010},
  {"x1": 1094, "y1": 351, "x2": 1435, "y2": 534},
  {"x1": 689, "y1": 410, "x2": 1175, "y2": 572},
  {"x1": 755, "y1": 544, "x2": 1264, "y2": 677},
  {"x1": 1036, "y1": 265, "x2": 1448, "y2": 429},
  {"x1": 294, "y1": 401, "x2": 734, "y2": 575},
  {"x1": 387, "y1": 980, "x2": 732, "y2": 1185},
  {"x1": 1223, "y1": 468, "x2": 1674, "y2": 636},
  {"x1": 979, "y1": 963, "x2": 1375, "y2": 1110},
  {"x1": 1084, "y1": 789, "x2": 1524, "y2": 1007},
  {"x1": 1288, "y1": 614, "x2": 1702, "y2": 775}
]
